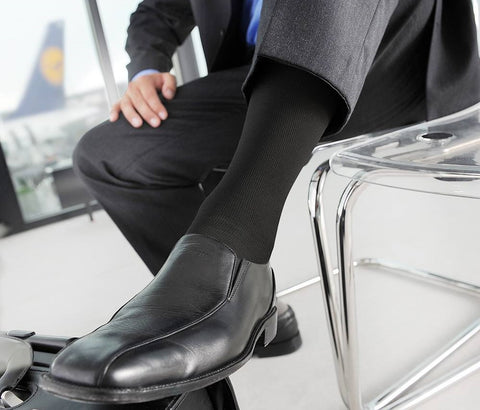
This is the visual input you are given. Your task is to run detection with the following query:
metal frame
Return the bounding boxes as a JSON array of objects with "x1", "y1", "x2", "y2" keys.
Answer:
[
  {"x1": 85, "y1": 0, "x2": 119, "y2": 106},
  {"x1": 308, "y1": 158, "x2": 480, "y2": 409},
  {"x1": 174, "y1": 35, "x2": 201, "y2": 84},
  {"x1": 0, "y1": 143, "x2": 23, "y2": 233}
]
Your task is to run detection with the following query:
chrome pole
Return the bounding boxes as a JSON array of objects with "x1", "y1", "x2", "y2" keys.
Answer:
[
  {"x1": 84, "y1": 0, "x2": 120, "y2": 106},
  {"x1": 371, "y1": 319, "x2": 480, "y2": 409},
  {"x1": 175, "y1": 35, "x2": 200, "y2": 83},
  {"x1": 308, "y1": 160, "x2": 348, "y2": 404},
  {"x1": 357, "y1": 258, "x2": 480, "y2": 297},
  {"x1": 336, "y1": 178, "x2": 367, "y2": 409},
  {"x1": 385, "y1": 355, "x2": 480, "y2": 409}
]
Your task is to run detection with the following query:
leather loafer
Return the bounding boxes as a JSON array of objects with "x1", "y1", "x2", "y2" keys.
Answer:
[{"x1": 40, "y1": 234, "x2": 277, "y2": 403}]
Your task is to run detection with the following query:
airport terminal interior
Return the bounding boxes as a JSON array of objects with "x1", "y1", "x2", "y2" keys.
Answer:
[{"x1": 0, "y1": 1, "x2": 479, "y2": 409}]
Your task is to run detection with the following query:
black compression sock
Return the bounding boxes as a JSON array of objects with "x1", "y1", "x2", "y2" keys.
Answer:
[{"x1": 188, "y1": 59, "x2": 339, "y2": 263}]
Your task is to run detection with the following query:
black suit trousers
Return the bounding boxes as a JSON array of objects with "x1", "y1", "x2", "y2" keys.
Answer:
[
  {"x1": 73, "y1": 0, "x2": 479, "y2": 274},
  {"x1": 73, "y1": 59, "x2": 422, "y2": 274},
  {"x1": 74, "y1": 66, "x2": 250, "y2": 273}
]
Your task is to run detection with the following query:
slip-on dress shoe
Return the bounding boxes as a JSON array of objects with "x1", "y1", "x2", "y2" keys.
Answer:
[
  {"x1": 40, "y1": 234, "x2": 277, "y2": 403},
  {"x1": 254, "y1": 301, "x2": 302, "y2": 357}
]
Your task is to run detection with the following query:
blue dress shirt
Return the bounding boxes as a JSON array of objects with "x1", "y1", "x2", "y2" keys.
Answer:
[
  {"x1": 242, "y1": 0, "x2": 263, "y2": 46},
  {"x1": 132, "y1": 1, "x2": 263, "y2": 81}
]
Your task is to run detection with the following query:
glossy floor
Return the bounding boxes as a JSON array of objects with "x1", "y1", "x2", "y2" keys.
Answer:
[{"x1": 0, "y1": 155, "x2": 478, "y2": 409}]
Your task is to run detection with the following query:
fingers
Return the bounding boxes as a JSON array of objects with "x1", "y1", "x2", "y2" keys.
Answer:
[
  {"x1": 120, "y1": 96, "x2": 143, "y2": 128},
  {"x1": 140, "y1": 82, "x2": 168, "y2": 121},
  {"x1": 127, "y1": 86, "x2": 161, "y2": 127},
  {"x1": 161, "y1": 74, "x2": 177, "y2": 100},
  {"x1": 110, "y1": 102, "x2": 120, "y2": 122},
  {"x1": 110, "y1": 73, "x2": 177, "y2": 128}
]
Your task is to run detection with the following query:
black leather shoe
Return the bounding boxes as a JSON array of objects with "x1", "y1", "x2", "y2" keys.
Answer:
[
  {"x1": 253, "y1": 300, "x2": 302, "y2": 357},
  {"x1": 40, "y1": 234, "x2": 277, "y2": 403}
]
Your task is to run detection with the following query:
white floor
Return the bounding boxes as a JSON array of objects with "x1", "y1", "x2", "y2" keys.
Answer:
[{"x1": 0, "y1": 152, "x2": 479, "y2": 409}]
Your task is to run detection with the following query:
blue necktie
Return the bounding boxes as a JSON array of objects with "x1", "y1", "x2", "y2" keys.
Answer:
[{"x1": 243, "y1": 0, "x2": 263, "y2": 46}]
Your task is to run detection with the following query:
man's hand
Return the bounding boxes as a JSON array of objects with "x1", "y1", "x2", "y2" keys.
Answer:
[{"x1": 110, "y1": 72, "x2": 177, "y2": 128}]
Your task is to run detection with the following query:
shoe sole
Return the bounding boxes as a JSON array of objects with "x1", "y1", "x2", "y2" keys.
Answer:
[{"x1": 39, "y1": 307, "x2": 278, "y2": 404}]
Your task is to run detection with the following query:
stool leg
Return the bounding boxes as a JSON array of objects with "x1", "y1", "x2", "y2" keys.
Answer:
[
  {"x1": 308, "y1": 160, "x2": 348, "y2": 405},
  {"x1": 333, "y1": 180, "x2": 480, "y2": 410},
  {"x1": 335, "y1": 178, "x2": 367, "y2": 409},
  {"x1": 385, "y1": 354, "x2": 480, "y2": 409},
  {"x1": 373, "y1": 319, "x2": 480, "y2": 409}
]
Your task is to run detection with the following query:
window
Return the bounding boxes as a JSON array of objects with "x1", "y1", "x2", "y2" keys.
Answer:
[
  {"x1": 0, "y1": 0, "x2": 205, "y2": 233},
  {"x1": 97, "y1": 0, "x2": 142, "y2": 94},
  {"x1": 0, "y1": 1, "x2": 109, "y2": 224}
]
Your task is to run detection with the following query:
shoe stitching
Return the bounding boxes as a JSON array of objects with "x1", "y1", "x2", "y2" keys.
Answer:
[
  {"x1": 42, "y1": 308, "x2": 276, "y2": 398},
  {"x1": 98, "y1": 253, "x2": 239, "y2": 385},
  {"x1": 98, "y1": 300, "x2": 229, "y2": 385},
  {"x1": 228, "y1": 260, "x2": 250, "y2": 300}
]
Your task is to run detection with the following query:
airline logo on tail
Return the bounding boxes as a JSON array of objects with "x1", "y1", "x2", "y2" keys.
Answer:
[
  {"x1": 41, "y1": 46, "x2": 64, "y2": 86},
  {"x1": 6, "y1": 21, "x2": 65, "y2": 120}
]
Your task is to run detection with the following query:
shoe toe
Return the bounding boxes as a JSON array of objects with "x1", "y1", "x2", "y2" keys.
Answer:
[
  {"x1": 101, "y1": 340, "x2": 198, "y2": 388},
  {"x1": 42, "y1": 234, "x2": 276, "y2": 402}
]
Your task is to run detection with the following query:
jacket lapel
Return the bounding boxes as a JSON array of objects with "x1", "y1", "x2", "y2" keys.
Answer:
[{"x1": 189, "y1": 0, "x2": 233, "y2": 71}]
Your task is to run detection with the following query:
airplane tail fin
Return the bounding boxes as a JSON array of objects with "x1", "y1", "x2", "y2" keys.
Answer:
[{"x1": 7, "y1": 21, "x2": 65, "y2": 119}]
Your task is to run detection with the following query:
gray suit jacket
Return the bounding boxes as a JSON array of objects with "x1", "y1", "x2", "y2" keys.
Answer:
[{"x1": 126, "y1": 0, "x2": 480, "y2": 137}]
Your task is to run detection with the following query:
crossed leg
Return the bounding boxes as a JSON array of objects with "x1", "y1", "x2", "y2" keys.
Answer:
[{"x1": 74, "y1": 65, "x2": 249, "y2": 273}]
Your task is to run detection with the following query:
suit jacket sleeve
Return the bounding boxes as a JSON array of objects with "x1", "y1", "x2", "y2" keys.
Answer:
[{"x1": 125, "y1": 0, "x2": 195, "y2": 81}]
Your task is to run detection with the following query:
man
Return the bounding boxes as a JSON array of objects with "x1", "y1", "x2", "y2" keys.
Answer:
[
  {"x1": 42, "y1": 0, "x2": 480, "y2": 403},
  {"x1": 94, "y1": 0, "x2": 303, "y2": 360}
]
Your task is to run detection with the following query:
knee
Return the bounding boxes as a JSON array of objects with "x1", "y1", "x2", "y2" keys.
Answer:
[
  {"x1": 73, "y1": 120, "x2": 115, "y2": 179},
  {"x1": 73, "y1": 118, "x2": 200, "y2": 187}
]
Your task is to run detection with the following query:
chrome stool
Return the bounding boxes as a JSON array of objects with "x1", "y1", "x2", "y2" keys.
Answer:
[{"x1": 308, "y1": 103, "x2": 480, "y2": 409}]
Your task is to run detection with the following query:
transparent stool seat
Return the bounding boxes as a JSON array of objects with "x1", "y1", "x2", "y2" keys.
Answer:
[
  {"x1": 331, "y1": 102, "x2": 480, "y2": 199},
  {"x1": 309, "y1": 102, "x2": 480, "y2": 409}
]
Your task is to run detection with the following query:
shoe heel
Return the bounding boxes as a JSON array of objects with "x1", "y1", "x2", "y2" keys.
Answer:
[{"x1": 262, "y1": 308, "x2": 278, "y2": 347}]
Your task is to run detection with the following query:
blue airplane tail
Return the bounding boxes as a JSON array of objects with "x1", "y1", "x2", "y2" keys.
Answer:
[{"x1": 7, "y1": 21, "x2": 65, "y2": 120}]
